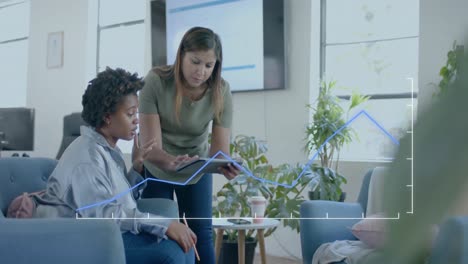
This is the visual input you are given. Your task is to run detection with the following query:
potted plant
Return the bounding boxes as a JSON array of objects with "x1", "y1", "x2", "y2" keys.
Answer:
[
  {"x1": 306, "y1": 165, "x2": 347, "y2": 201},
  {"x1": 212, "y1": 135, "x2": 312, "y2": 264},
  {"x1": 305, "y1": 80, "x2": 368, "y2": 201}
]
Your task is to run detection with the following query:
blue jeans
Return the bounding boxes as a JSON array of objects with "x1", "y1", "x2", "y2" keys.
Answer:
[
  {"x1": 122, "y1": 232, "x2": 194, "y2": 264},
  {"x1": 143, "y1": 171, "x2": 214, "y2": 264}
]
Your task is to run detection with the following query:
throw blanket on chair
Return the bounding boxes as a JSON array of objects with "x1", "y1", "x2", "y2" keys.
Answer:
[{"x1": 312, "y1": 240, "x2": 381, "y2": 264}]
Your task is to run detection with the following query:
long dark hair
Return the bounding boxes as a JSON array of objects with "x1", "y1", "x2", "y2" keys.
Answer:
[{"x1": 154, "y1": 27, "x2": 224, "y2": 123}]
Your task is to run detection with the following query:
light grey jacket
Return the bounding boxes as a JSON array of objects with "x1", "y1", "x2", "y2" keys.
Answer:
[{"x1": 35, "y1": 126, "x2": 172, "y2": 240}]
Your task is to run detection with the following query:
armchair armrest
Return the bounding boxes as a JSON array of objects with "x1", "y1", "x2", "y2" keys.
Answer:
[
  {"x1": 0, "y1": 218, "x2": 125, "y2": 264},
  {"x1": 137, "y1": 198, "x2": 179, "y2": 218},
  {"x1": 300, "y1": 200, "x2": 364, "y2": 264}
]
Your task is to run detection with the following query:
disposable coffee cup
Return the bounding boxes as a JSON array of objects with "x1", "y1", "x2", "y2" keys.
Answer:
[{"x1": 249, "y1": 196, "x2": 267, "y2": 223}]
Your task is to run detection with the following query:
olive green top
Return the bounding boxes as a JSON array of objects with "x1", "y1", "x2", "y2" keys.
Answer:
[{"x1": 138, "y1": 70, "x2": 233, "y2": 184}]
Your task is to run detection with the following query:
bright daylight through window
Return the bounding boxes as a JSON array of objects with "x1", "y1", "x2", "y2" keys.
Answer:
[{"x1": 319, "y1": 0, "x2": 419, "y2": 161}]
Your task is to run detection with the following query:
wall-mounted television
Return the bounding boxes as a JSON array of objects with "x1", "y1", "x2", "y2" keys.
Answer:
[
  {"x1": 150, "y1": 0, "x2": 286, "y2": 92},
  {"x1": 0, "y1": 108, "x2": 34, "y2": 151}
]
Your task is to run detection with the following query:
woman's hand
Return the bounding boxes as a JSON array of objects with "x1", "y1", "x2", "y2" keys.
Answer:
[
  {"x1": 132, "y1": 135, "x2": 156, "y2": 174},
  {"x1": 166, "y1": 154, "x2": 199, "y2": 172},
  {"x1": 166, "y1": 221, "x2": 197, "y2": 253},
  {"x1": 218, "y1": 162, "x2": 242, "y2": 180}
]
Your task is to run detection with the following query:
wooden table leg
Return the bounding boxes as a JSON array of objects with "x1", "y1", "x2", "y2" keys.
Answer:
[
  {"x1": 215, "y1": 229, "x2": 224, "y2": 264},
  {"x1": 238, "y1": 230, "x2": 246, "y2": 264},
  {"x1": 257, "y1": 229, "x2": 266, "y2": 264}
]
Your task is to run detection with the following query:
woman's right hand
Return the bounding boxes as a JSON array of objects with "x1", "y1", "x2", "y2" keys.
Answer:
[
  {"x1": 166, "y1": 221, "x2": 197, "y2": 253},
  {"x1": 166, "y1": 154, "x2": 199, "y2": 171}
]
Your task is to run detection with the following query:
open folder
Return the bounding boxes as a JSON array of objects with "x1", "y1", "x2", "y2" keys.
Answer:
[{"x1": 175, "y1": 158, "x2": 243, "y2": 175}]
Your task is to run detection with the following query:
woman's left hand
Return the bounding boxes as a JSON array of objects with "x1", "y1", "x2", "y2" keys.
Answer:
[
  {"x1": 132, "y1": 135, "x2": 156, "y2": 174},
  {"x1": 218, "y1": 162, "x2": 242, "y2": 180}
]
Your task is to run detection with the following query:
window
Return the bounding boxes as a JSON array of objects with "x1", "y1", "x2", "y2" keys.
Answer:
[
  {"x1": 0, "y1": 0, "x2": 30, "y2": 107},
  {"x1": 315, "y1": 0, "x2": 419, "y2": 161},
  {"x1": 92, "y1": 0, "x2": 146, "y2": 153},
  {"x1": 97, "y1": 0, "x2": 146, "y2": 75}
]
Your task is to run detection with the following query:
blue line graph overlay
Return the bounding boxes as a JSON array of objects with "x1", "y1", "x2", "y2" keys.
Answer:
[{"x1": 76, "y1": 110, "x2": 399, "y2": 212}]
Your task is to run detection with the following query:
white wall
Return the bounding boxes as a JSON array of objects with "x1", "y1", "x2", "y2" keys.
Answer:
[
  {"x1": 26, "y1": 0, "x2": 89, "y2": 158},
  {"x1": 418, "y1": 0, "x2": 468, "y2": 114}
]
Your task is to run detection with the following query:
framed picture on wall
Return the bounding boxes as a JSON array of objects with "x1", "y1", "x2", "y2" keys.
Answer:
[{"x1": 47, "y1": 31, "x2": 64, "y2": 68}]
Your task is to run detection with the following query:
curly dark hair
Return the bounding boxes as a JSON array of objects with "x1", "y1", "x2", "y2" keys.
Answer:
[{"x1": 82, "y1": 67, "x2": 144, "y2": 128}]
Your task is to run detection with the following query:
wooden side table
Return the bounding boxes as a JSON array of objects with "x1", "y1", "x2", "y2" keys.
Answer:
[{"x1": 212, "y1": 218, "x2": 280, "y2": 264}]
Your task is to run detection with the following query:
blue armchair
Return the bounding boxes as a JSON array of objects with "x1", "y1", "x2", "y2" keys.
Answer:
[
  {"x1": 299, "y1": 168, "x2": 373, "y2": 264},
  {"x1": 299, "y1": 167, "x2": 468, "y2": 264},
  {"x1": 0, "y1": 157, "x2": 178, "y2": 264}
]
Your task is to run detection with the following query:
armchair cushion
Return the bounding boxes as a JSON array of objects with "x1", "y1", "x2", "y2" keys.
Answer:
[
  {"x1": 0, "y1": 218, "x2": 125, "y2": 264},
  {"x1": 137, "y1": 198, "x2": 179, "y2": 218},
  {"x1": 351, "y1": 213, "x2": 387, "y2": 248},
  {"x1": 0, "y1": 157, "x2": 57, "y2": 216}
]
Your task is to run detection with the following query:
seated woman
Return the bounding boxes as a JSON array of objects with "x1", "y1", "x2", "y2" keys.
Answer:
[{"x1": 34, "y1": 67, "x2": 196, "y2": 264}]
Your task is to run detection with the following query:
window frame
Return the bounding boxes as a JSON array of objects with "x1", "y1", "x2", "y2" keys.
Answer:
[
  {"x1": 0, "y1": 0, "x2": 30, "y2": 108},
  {"x1": 95, "y1": 0, "x2": 146, "y2": 76},
  {"x1": 315, "y1": 0, "x2": 419, "y2": 162},
  {"x1": 319, "y1": 0, "x2": 418, "y2": 101}
]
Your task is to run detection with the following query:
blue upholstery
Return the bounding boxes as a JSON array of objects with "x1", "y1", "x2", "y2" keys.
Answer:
[
  {"x1": 0, "y1": 157, "x2": 126, "y2": 264},
  {"x1": 137, "y1": 198, "x2": 179, "y2": 218},
  {"x1": 300, "y1": 168, "x2": 468, "y2": 264},
  {"x1": 299, "y1": 168, "x2": 374, "y2": 264},
  {"x1": 0, "y1": 157, "x2": 179, "y2": 264},
  {"x1": 0, "y1": 157, "x2": 57, "y2": 214},
  {"x1": 300, "y1": 201, "x2": 363, "y2": 264},
  {"x1": 0, "y1": 218, "x2": 126, "y2": 264},
  {"x1": 355, "y1": 168, "x2": 373, "y2": 216}
]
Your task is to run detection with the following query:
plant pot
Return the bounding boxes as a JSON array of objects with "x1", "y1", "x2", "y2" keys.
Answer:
[
  {"x1": 218, "y1": 235, "x2": 257, "y2": 264},
  {"x1": 308, "y1": 191, "x2": 346, "y2": 202}
]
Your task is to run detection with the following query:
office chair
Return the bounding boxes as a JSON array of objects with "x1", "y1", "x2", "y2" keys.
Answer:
[{"x1": 56, "y1": 112, "x2": 87, "y2": 159}]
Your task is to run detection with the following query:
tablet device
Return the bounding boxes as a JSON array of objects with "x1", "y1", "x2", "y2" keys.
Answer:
[{"x1": 175, "y1": 158, "x2": 243, "y2": 175}]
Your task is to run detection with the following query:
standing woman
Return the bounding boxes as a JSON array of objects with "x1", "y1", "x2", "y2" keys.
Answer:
[{"x1": 138, "y1": 27, "x2": 240, "y2": 263}]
